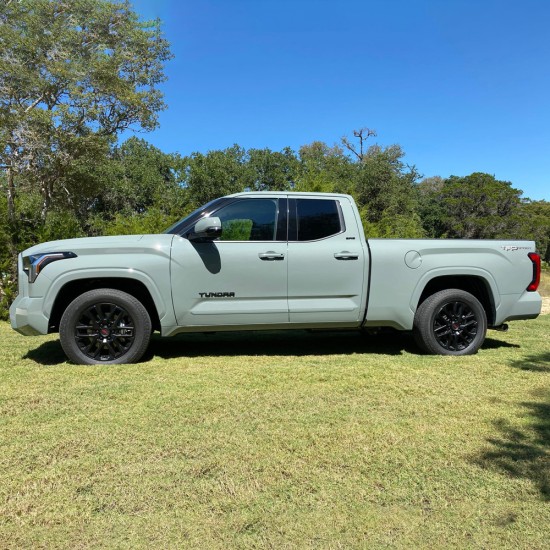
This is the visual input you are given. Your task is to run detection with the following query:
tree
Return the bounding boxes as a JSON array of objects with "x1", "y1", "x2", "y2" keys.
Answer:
[
  {"x1": 295, "y1": 141, "x2": 353, "y2": 193},
  {"x1": 417, "y1": 176, "x2": 448, "y2": 238},
  {"x1": 0, "y1": 0, "x2": 171, "y2": 319},
  {"x1": 341, "y1": 127, "x2": 377, "y2": 162},
  {"x1": 0, "y1": 0, "x2": 171, "y2": 233},
  {"x1": 351, "y1": 143, "x2": 424, "y2": 237},
  {"x1": 331, "y1": 129, "x2": 424, "y2": 237},
  {"x1": 97, "y1": 138, "x2": 185, "y2": 215},
  {"x1": 246, "y1": 147, "x2": 299, "y2": 191},
  {"x1": 436, "y1": 173, "x2": 523, "y2": 239},
  {"x1": 88, "y1": 137, "x2": 189, "y2": 235},
  {"x1": 419, "y1": 174, "x2": 550, "y2": 258},
  {"x1": 517, "y1": 200, "x2": 550, "y2": 261},
  {"x1": 183, "y1": 145, "x2": 250, "y2": 207}
]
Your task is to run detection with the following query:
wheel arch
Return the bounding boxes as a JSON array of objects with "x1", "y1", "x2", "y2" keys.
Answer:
[
  {"x1": 415, "y1": 274, "x2": 496, "y2": 326},
  {"x1": 48, "y1": 278, "x2": 161, "y2": 333}
]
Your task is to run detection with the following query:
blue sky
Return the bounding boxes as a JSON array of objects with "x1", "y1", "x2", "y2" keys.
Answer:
[{"x1": 128, "y1": 0, "x2": 550, "y2": 200}]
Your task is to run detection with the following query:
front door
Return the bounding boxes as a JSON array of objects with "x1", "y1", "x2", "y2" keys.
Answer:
[{"x1": 170, "y1": 197, "x2": 289, "y2": 327}]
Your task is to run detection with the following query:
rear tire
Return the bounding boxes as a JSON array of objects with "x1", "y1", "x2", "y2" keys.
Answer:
[
  {"x1": 59, "y1": 289, "x2": 152, "y2": 365},
  {"x1": 413, "y1": 289, "x2": 487, "y2": 356}
]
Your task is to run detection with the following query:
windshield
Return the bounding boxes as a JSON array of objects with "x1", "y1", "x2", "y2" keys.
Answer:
[{"x1": 163, "y1": 198, "x2": 223, "y2": 235}]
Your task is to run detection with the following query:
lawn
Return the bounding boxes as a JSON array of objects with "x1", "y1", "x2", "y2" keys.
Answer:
[{"x1": 1, "y1": 313, "x2": 549, "y2": 548}]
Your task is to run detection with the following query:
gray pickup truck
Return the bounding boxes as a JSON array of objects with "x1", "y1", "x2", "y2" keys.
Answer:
[{"x1": 10, "y1": 192, "x2": 542, "y2": 364}]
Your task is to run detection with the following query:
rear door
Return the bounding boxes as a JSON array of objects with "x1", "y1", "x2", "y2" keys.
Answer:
[{"x1": 287, "y1": 196, "x2": 366, "y2": 324}]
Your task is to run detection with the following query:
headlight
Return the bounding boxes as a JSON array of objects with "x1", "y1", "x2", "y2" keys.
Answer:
[{"x1": 23, "y1": 252, "x2": 77, "y2": 283}]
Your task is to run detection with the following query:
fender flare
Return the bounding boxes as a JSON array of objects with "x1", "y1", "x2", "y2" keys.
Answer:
[
  {"x1": 42, "y1": 267, "x2": 171, "y2": 323},
  {"x1": 409, "y1": 267, "x2": 500, "y2": 313}
]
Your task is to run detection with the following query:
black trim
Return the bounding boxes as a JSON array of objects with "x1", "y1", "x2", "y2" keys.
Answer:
[
  {"x1": 288, "y1": 198, "x2": 297, "y2": 241},
  {"x1": 276, "y1": 198, "x2": 288, "y2": 241},
  {"x1": 362, "y1": 239, "x2": 373, "y2": 325}
]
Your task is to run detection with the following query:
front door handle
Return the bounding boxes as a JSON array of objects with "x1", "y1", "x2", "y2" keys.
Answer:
[
  {"x1": 259, "y1": 251, "x2": 285, "y2": 261},
  {"x1": 334, "y1": 251, "x2": 359, "y2": 260}
]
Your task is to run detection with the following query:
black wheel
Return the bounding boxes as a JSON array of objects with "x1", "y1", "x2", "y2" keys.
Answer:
[
  {"x1": 413, "y1": 289, "x2": 487, "y2": 356},
  {"x1": 59, "y1": 289, "x2": 152, "y2": 365}
]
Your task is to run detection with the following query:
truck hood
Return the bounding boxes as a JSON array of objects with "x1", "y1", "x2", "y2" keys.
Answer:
[{"x1": 22, "y1": 234, "x2": 175, "y2": 256}]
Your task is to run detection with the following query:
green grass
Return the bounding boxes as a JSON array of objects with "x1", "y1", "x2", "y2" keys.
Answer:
[
  {"x1": 1, "y1": 317, "x2": 549, "y2": 549},
  {"x1": 539, "y1": 269, "x2": 550, "y2": 297}
]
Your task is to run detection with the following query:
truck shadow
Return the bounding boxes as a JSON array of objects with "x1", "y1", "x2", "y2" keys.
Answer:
[
  {"x1": 147, "y1": 331, "x2": 518, "y2": 360},
  {"x1": 25, "y1": 330, "x2": 415, "y2": 364},
  {"x1": 24, "y1": 331, "x2": 521, "y2": 365},
  {"x1": 482, "y1": 338, "x2": 521, "y2": 351},
  {"x1": 148, "y1": 330, "x2": 413, "y2": 359},
  {"x1": 24, "y1": 340, "x2": 69, "y2": 365}
]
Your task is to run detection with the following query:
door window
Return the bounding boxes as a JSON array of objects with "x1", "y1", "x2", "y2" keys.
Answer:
[
  {"x1": 214, "y1": 199, "x2": 279, "y2": 241},
  {"x1": 294, "y1": 199, "x2": 342, "y2": 241}
]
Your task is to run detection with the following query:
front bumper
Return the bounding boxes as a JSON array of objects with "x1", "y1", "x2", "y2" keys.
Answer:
[{"x1": 9, "y1": 294, "x2": 49, "y2": 336}]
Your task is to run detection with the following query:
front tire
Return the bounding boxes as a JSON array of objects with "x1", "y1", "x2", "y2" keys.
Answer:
[
  {"x1": 413, "y1": 289, "x2": 487, "y2": 356},
  {"x1": 59, "y1": 289, "x2": 152, "y2": 365}
]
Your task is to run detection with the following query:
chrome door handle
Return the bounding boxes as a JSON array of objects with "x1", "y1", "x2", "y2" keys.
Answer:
[
  {"x1": 259, "y1": 251, "x2": 285, "y2": 261},
  {"x1": 334, "y1": 251, "x2": 359, "y2": 260}
]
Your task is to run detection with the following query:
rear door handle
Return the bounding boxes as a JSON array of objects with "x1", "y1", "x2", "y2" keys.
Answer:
[
  {"x1": 334, "y1": 251, "x2": 359, "y2": 260},
  {"x1": 259, "y1": 251, "x2": 285, "y2": 261}
]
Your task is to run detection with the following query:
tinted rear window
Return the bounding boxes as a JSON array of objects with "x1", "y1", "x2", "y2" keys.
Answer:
[{"x1": 296, "y1": 199, "x2": 341, "y2": 241}]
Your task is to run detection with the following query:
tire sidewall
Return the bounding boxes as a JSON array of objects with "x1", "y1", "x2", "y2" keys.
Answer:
[
  {"x1": 414, "y1": 290, "x2": 487, "y2": 356},
  {"x1": 59, "y1": 289, "x2": 152, "y2": 365}
]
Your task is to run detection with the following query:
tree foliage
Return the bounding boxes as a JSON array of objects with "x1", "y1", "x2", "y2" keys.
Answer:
[
  {"x1": 434, "y1": 173, "x2": 523, "y2": 239},
  {"x1": 417, "y1": 173, "x2": 550, "y2": 261},
  {"x1": 87, "y1": 137, "x2": 188, "y2": 235},
  {"x1": 0, "y1": 0, "x2": 171, "y2": 232},
  {"x1": 295, "y1": 141, "x2": 353, "y2": 193},
  {"x1": 247, "y1": 147, "x2": 299, "y2": 192},
  {"x1": 517, "y1": 200, "x2": 550, "y2": 261},
  {"x1": 352, "y1": 144, "x2": 423, "y2": 238},
  {"x1": 182, "y1": 145, "x2": 249, "y2": 207},
  {"x1": 0, "y1": 0, "x2": 172, "y2": 315}
]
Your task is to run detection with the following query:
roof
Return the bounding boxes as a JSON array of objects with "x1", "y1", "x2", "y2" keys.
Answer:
[{"x1": 225, "y1": 191, "x2": 353, "y2": 199}]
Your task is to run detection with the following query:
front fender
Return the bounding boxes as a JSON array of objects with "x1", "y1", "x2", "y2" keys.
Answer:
[{"x1": 42, "y1": 267, "x2": 177, "y2": 327}]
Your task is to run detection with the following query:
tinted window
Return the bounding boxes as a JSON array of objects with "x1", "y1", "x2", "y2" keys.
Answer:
[
  {"x1": 215, "y1": 199, "x2": 278, "y2": 241},
  {"x1": 296, "y1": 199, "x2": 341, "y2": 241}
]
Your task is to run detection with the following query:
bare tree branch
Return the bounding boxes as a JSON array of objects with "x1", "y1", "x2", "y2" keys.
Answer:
[{"x1": 341, "y1": 127, "x2": 377, "y2": 162}]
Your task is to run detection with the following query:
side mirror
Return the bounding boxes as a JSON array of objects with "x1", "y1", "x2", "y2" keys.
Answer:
[{"x1": 189, "y1": 216, "x2": 222, "y2": 242}]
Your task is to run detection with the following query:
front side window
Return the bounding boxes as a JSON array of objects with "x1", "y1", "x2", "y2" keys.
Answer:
[
  {"x1": 295, "y1": 199, "x2": 342, "y2": 241},
  {"x1": 214, "y1": 199, "x2": 279, "y2": 241}
]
